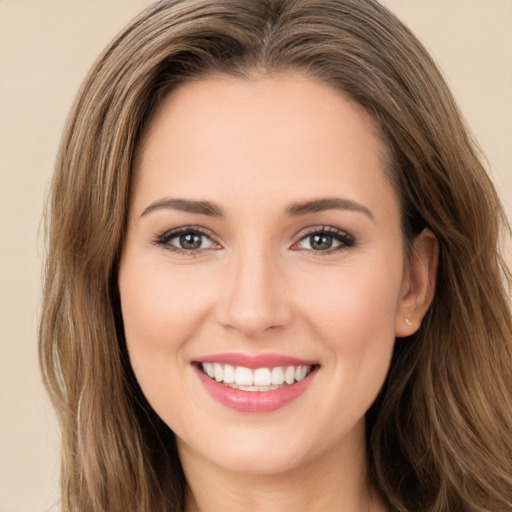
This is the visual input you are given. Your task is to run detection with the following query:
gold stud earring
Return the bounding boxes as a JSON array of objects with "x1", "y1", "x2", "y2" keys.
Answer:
[{"x1": 405, "y1": 318, "x2": 413, "y2": 326}]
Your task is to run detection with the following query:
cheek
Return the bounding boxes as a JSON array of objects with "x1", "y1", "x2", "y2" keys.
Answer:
[
  {"x1": 117, "y1": 256, "x2": 219, "y2": 432},
  {"x1": 117, "y1": 256, "x2": 213, "y2": 388},
  {"x1": 299, "y1": 257, "x2": 402, "y2": 341},
  {"x1": 295, "y1": 257, "x2": 403, "y2": 403},
  {"x1": 119, "y1": 259, "x2": 209, "y2": 340}
]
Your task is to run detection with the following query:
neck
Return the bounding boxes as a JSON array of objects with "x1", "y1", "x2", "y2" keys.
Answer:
[{"x1": 179, "y1": 425, "x2": 387, "y2": 512}]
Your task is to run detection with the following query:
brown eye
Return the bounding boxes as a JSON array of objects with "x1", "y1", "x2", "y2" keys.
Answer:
[{"x1": 179, "y1": 232, "x2": 203, "y2": 250}]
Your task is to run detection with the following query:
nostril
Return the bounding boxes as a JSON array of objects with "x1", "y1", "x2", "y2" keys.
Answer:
[{"x1": 216, "y1": 301, "x2": 291, "y2": 338}]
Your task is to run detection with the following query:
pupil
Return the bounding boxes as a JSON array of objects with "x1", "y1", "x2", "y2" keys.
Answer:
[
  {"x1": 180, "y1": 233, "x2": 202, "y2": 250},
  {"x1": 311, "y1": 234, "x2": 332, "y2": 250}
]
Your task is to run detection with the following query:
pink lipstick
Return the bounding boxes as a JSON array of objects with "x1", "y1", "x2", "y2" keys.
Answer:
[{"x1": 192, "y1": 353, "x2": 319, "y2": 413}]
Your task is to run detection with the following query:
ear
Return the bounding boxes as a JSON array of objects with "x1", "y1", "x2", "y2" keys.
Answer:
[{"x1": 395, "y1": 228, "x2": 438, "y2": 338}]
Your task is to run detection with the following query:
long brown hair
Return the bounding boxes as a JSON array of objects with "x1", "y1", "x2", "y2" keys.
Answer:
[{"x1": 39, "y1": 1, "x2": 512, "y2": 510}]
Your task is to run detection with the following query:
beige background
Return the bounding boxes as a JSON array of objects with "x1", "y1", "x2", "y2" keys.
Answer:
[{"x1": 1, "y1": 1, "x2": 511, "y2": 511}]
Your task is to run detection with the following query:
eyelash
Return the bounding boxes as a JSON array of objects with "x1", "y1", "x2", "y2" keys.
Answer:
[
  {"x1": 153, "y1": 226, "x2": 221, "y2": 256},
  {"x1": 153, "y1": 225, "x2": 356, "y2": 256},
  {"x1": 292, "y1": 226, "x2": 356, "y2": 255}
]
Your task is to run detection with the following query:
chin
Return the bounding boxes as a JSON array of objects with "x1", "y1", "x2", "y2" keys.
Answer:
[
  {"x1": 175, "y1": 414, "x2": 364, "y2": 478},
  {"x1": 181, "y1": 437, "x2": 313, "y2": 476}
]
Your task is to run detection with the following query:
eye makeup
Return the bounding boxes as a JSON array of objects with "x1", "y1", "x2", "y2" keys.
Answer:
[
  {"x1": 153, "y1": 225, "x2": 221, "y2": 255},
  {"x1": 152, "y1": 224, "x2": 356, "y2": 256},
  {"x1": 291, "y1": 225, "x2": 356, "y2": 255}
]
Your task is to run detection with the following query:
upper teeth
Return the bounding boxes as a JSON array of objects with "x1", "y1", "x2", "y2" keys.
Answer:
[{"x1": 201, "y1": 363, "x2": 312, "y2": 386}]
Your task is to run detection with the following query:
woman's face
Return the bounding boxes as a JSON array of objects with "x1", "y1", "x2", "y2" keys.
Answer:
[{"x1": 118, "y1": 74, "x2": 428, "y2": 476}]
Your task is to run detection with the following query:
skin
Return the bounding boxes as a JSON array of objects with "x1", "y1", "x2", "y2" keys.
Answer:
[{"x1": 118, "y1": 73, "x2": 437, "y2": 512}]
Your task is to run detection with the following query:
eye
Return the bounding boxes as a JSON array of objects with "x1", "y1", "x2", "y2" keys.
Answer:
[
  {"x1": 154, "y1": 227, "x2": 219, "y2": 253},
  {"x1": 293, "y1": 226, "x2": 355, "y2": 254}
]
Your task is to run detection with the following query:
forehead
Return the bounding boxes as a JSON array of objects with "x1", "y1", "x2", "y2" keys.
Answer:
[{"x1": 132, "y1": 73, "x2": 398, "y2": 221}]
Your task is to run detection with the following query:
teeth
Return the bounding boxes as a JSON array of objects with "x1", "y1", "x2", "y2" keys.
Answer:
[
  {"x1": 235, "y1": 366, "x2": 253, "y2": 386},
  {"x1": 240, "y1": 385, "x2": 259, "y2": 391},
  {"x1": 295, "y1": 366, "x2": 308, "y2": 381},
  {"x1": 271, "y1": 367, "x2": 285, "y2": 385},
  {"x1": 200, "y1": 362, "x2": 313, "y2": 388},
  {"x1": 214, "y1": 363, "x2": 223, "y2": 382},
  {"x1": 284, "y1": 366, "x2": 295, "y2": 385},
  {"x1": 226, "y1": 383, "x2": 281, "y2": 391},
  {"x1": 254, "y1": 368, "x2": 271, "y2": 386},
  {"x1": 203, "y1": 362, "x2": 215, "y2": 379},
  {"x1": 223, "y1": 364, "x2": 235, "y2": 384},
  {"x1": 258, "y1": 385, "x2": 280, "y2": 391}
]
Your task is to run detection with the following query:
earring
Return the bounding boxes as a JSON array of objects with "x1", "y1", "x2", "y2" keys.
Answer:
[{"x1": 405, "y1": 318, "x2": 413, "y2": 326}]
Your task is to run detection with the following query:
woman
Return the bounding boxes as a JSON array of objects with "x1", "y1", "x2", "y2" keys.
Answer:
[{"x1": 39, "y1": 0, "x2": 512, "y2": 511}]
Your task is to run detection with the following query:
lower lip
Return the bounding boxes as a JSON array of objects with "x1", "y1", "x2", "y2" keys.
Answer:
[{"x1": 194, "y1": 366, "x2": 318, "y2": 413}]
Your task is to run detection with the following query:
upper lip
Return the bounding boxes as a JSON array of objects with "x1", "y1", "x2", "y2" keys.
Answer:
[{"x1": 193, "y1": 352, "x2": 319, "y2": 369}]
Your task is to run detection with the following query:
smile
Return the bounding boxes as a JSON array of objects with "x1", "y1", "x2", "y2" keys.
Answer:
[
  {"x1": 200, "y1": 362, "x2": 313, "y2": 391},
  {"x1": 193, "y1": 354, "x2": 319, "y2": 413}
]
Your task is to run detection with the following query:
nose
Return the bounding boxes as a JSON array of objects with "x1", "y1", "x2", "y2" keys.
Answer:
[{"x1": 215, "y1": 246, "x2": 292, "y2": 338}]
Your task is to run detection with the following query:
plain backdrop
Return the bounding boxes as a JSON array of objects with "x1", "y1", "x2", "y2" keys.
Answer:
[{"x1": 1, "y1": 1, "x2": 511, "y2": 511}]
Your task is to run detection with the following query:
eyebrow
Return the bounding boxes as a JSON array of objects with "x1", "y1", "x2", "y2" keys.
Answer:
[
  {"x1": 140, "y1": 196, "x2": 374, "y2": 221},
  {"x1": 285, "y1": 197, "x2": 374, "y2": 221},
  {"x1": 141, "y1": 198, "x2": 225, "y2": 217}
]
